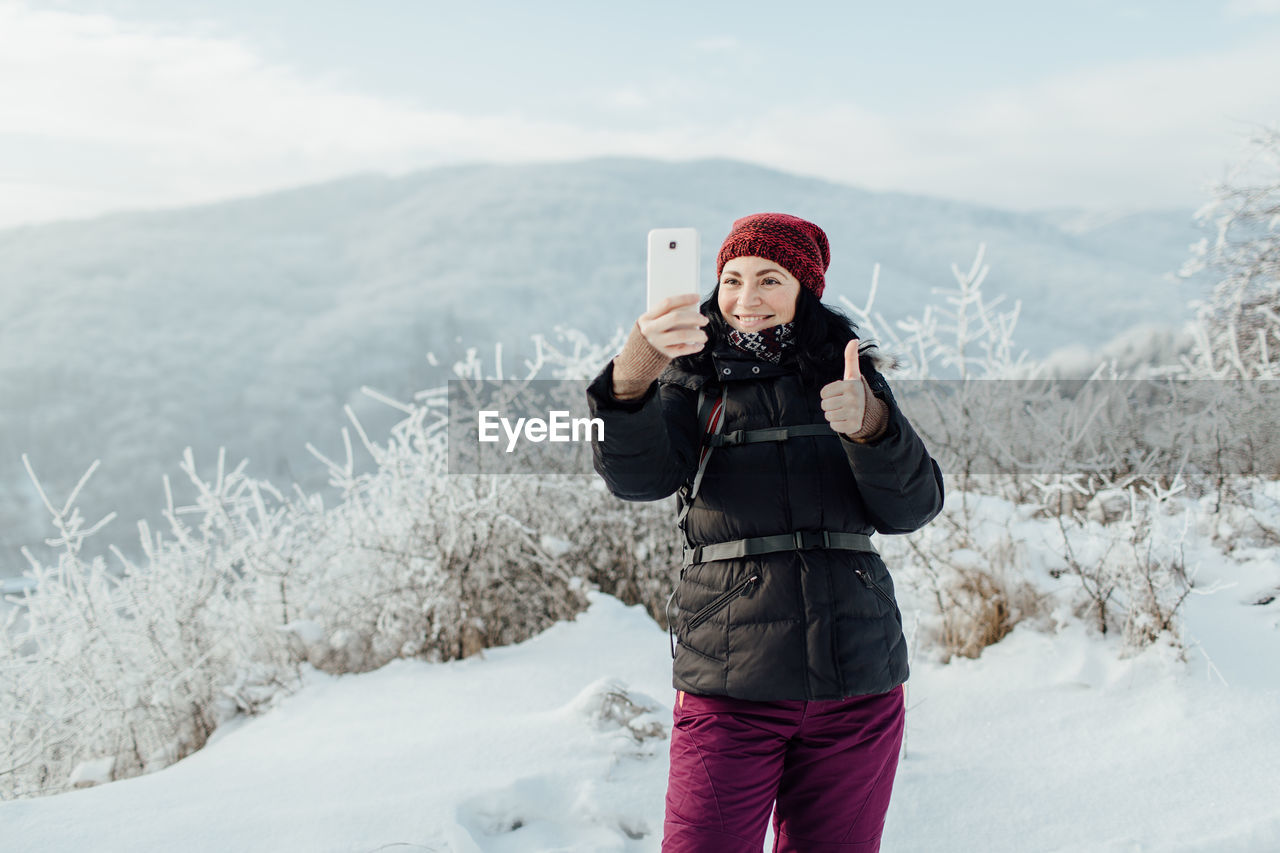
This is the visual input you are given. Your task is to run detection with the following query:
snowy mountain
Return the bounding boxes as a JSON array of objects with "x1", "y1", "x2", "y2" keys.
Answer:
[{"x1": 0, "y1": 158, "x2": 1208, "y2": 574}]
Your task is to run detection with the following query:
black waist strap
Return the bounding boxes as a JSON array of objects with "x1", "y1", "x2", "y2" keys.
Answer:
[
  {"x1": 683, "y1": 530, "x2": 877, "y2": 567},
  {"x1": 706, "y1": 423, "x2": 835, "y2": 447}
]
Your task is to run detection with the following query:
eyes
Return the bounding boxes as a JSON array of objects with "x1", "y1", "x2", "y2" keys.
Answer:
[{"x1": 721, "y1": 276, "x2": 784, "y2": 288}]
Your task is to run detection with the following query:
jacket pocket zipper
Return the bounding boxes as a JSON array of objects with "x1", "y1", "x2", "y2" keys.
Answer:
[
  {"x1": 685, "y1": 574, "x2": 759, "y2": 632},
  {"x1": 855, "y1": 568, "x2": 896, "y2": 611}
]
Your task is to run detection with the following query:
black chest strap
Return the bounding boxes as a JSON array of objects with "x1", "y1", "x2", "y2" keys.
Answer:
[{"x1": 707, "y1": 423, "x2": 836, "y2": 447}]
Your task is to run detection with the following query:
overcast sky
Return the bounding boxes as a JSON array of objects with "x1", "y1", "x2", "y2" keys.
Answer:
[{"x1": 2, "y1": 0, "x2": 1279, "y2": 229}]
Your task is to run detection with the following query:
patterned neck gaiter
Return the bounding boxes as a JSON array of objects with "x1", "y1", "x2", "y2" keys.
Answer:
[{"x1": 727, "y1": 321, "x2": 797, "y2": 364}]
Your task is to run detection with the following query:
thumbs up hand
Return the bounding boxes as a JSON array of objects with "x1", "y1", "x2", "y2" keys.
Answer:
[{"x1": 820, "y1": 339, "x2": 868, "y2": 437}]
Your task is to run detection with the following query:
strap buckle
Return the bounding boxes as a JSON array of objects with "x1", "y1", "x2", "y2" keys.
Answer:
[
  {"x1": 792, "y1": 531, "x2": 830, "y2": 550},
  {"x1": 718, "y1": 429, "x2": 744, "y2": 446},
  {"x1": 682, "y1": 545, "x2": 703, "y2": 566}
]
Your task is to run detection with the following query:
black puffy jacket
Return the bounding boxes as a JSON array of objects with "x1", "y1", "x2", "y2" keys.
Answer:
[{"x1": 586, "y1": 340, "x2": 944, "y2": 700}]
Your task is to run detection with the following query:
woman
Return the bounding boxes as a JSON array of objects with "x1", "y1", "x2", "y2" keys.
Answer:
[{"x1": 586, "y1": 213, "x2": 944, "y2": 852}]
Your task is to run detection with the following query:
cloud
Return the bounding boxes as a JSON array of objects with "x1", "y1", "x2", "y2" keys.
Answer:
[
  {"x1": 0, "y1": 3, "x2": 638, "y2": 226},
  {"x1": 707, "y1": 34, "x2": 1280, "y2": 211},
  {"x1": 603, "y1": 88, "x2": 651, "y2": 111},
  {"x1": 1227, "y1": 0, "x2": 1280, "y2": 17},
  {"x1": 692, "y1": 35, "x2": 741, "y2": 52},
  {"x1": 0, "y1": 4, "x2": 766, "y2": 228},
  {"x1": 1, "y1": 2, "x2": 1278, "y2": 227}
]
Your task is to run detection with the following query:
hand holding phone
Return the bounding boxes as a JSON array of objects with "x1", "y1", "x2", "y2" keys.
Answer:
[{"x1": 637, "y1": 293, "x2": 708, "y2": 359}]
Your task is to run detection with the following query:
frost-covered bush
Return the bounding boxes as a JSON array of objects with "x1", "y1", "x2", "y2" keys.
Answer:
[
  {"x1": 437, "y1": 331, "x2": 684, "y2": 628},
  {"x1": 841, "y1": 240, "x2": 1270, "y2": 659},
  {"x1": 879, "y1": 493, "x2": 1046, "y2": 662},
  {"x1": 843, "y1": 247, "x2": 1280, "y2": 508},
  {"x1": 1181, "y1": 125, "x2": 1280, "y2": 381},
  {"x1": 1046, "y1": 481, "x2": 1193, "y2": 652},
  {"x1": 530, "y1": 480, "x2": 681, "y2": 629},
  {"x1": 295, "y1": 391, "x2": 590, "y2": 671},
  {"x1": 841, "y1": 249, "x2": 1057, "y2": 659},
  {"x1": 1, "y1": 451, "x2": 300, "y2": 799},
  {"x1": 0, "y1": 331, "x2": 626, "y2": 800}
]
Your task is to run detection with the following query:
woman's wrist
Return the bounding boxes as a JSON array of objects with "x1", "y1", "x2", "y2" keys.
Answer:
[
  {"x1": 843, "y1": 379, "x2": 889, "y2": 442},
  {"x1": 612, "y1": 322, "x2": 671, "y2": 400}
]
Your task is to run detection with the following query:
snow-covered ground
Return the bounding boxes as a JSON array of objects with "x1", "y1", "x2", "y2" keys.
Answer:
[{"x1": 4, "y1": 533, "x2": 1278, "y2": 853}]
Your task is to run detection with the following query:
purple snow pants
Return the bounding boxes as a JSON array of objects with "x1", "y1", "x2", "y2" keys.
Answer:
[{"x1": 662, "y1": 685, "x2": 905, "y2": 852}]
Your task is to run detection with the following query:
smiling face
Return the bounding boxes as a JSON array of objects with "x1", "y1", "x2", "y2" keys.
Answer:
[{"x1": 717, "y1": 255, "x2": 802, "y2": 333}]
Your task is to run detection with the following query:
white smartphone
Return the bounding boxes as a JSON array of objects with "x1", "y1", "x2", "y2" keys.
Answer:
[{"x1": 647, "y1": 228, "x2": 700, "y2": 312}]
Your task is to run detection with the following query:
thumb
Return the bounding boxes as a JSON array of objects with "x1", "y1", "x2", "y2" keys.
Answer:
[{"x1": 843, "y1": 339, "x2": 862, "y2": 382}]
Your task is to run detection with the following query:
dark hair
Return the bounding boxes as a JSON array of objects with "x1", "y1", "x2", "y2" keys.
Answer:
[{"x1": 672, "y1": 286, "x2": 863, "y2": 388}]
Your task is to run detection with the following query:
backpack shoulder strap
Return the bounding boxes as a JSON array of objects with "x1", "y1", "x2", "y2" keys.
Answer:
[{"x1": 676, "y1": 383, "x2": 727, "y2": 527}]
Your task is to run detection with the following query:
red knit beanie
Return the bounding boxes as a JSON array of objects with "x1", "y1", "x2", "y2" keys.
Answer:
[{"x1": 716, "y1": 212, "x2": 831, "y2": 299}]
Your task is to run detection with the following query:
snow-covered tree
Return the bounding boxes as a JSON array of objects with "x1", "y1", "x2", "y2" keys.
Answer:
[{"x1": 1182, "y1": 125, "x2": 1280, "y2": 379}]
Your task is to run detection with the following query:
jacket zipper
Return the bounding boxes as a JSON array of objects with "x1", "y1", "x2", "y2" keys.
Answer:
[
  {"x1": 685, "y1": 574, "x2": 760, "y2": 631},
  {"x1": 855, "y1": 568, "x2": 896, "y2": 611}
]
